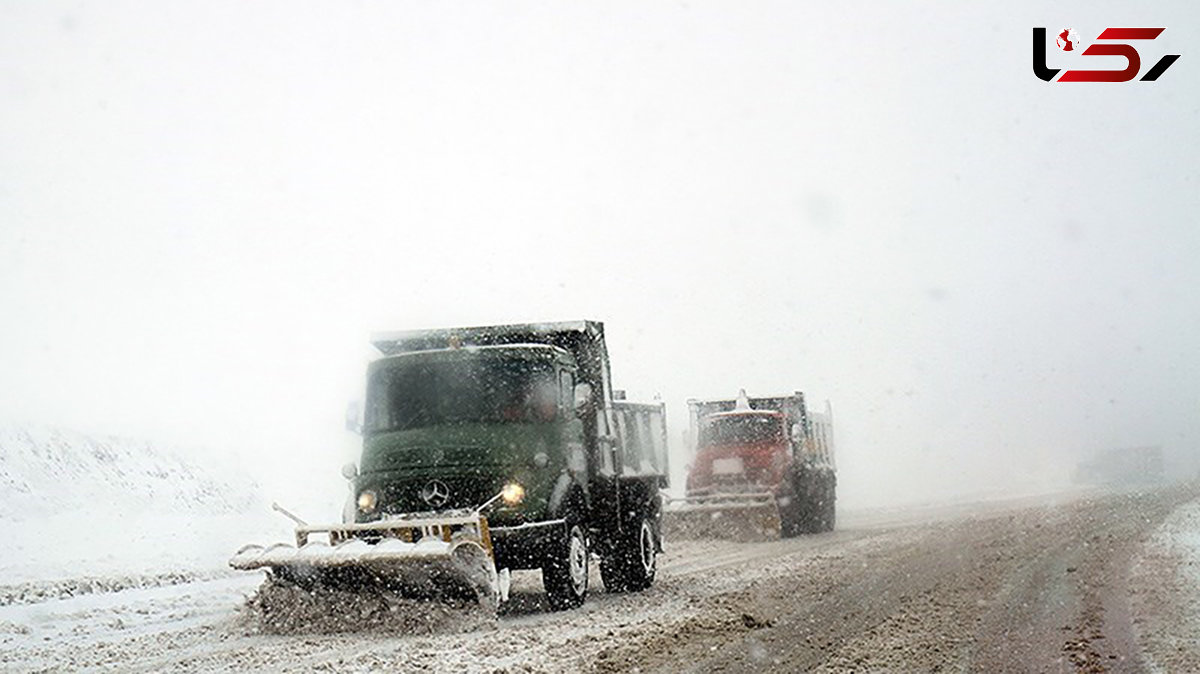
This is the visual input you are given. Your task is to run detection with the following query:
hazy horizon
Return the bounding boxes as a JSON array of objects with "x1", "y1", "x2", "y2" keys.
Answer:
[{"x1": 3, "y1": 1, "x2": 1198, "y2": 512}]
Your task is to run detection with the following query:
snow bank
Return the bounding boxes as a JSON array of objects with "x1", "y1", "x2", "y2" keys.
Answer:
[
  {"x1": 0, "y1": 424, "x2": 289, "y2": 585},
  {"x1": 1131, "y1": 494, "x2": 1200, "y2": 672},
  {"x1": 244, "y1": 578, "x2": 495, "y2": 635},
  {"x1": 0, "y1": 425, "x2": 259, "y2": 521}
]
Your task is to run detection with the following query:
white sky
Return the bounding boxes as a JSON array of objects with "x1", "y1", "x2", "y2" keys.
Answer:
[{"x1": 3, "y1": 1, "x2": 1198, "y2": 509}]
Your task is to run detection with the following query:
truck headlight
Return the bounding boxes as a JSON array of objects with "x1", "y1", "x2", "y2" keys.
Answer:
[
  {"x1": 357, "y1": 489, "x2": 378, "y2": 513},
  {"x1": 501, "y1": 482, "x2": 525, "y2": 506}
]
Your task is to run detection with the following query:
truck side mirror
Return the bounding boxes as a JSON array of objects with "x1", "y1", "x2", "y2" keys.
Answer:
[
  {"x1": 573, "y1": 383, "x2": 593, "y2": 414},
  {"x1": 345, "y1": 400, "x2": 363, "y2": 434},
  {"x1": 341, "y1": 462, "x2": 359, "y2": 480}
]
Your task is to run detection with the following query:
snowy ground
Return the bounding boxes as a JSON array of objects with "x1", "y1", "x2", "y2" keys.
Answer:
[
  {"x1": 2, "y1": 487, "x2": 1198, "y2": 672},
  {"x1": 3, "y1": 427, "x2": 1198, "y2": 672},
  {"x1": 1130, "y1": 497, "x2": 1200, "y2": 673},
  {"x1": 0, "y1": 425, "x2": 293, "y2": 587}
]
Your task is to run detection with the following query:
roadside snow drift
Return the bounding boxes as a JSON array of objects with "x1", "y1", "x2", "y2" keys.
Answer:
[{"x1": 0, "y1": 425, "x2": 279, "y2": 586}]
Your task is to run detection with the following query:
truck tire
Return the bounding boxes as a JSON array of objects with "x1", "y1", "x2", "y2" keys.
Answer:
[
  {"x1": 780, "y1": 469, "x2": 812, "y2": 537},
  {"x1": 821, "y1": 477, "x2": 837, "y2": 532},
  {"x1": 543, "y1": 521, "x2": 589, "y2": 610},
  {"x1": 600, "y1": 514, "x2": 657, "y2": 593},
  {"x1": 779, "y1": 490, "x2": 801, "y2": 538}
]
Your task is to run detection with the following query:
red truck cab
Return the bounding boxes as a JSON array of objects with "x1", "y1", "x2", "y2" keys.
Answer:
[
  {"x1": 674, "y1": 388, "x2": 835, "y2": 536},
  {"x1": 686, "y1": 409, "x2": 791, "y2": 496}
]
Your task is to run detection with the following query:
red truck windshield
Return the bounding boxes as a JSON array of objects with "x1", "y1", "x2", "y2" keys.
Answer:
[{"x1": 699, "y1": 414, "x2": 784, "y2": 446}]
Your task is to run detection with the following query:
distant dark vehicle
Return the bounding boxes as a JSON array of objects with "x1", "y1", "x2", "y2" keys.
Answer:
[{"x1": 1073, "y1": 446, "x2": 1164, "y2": 486}]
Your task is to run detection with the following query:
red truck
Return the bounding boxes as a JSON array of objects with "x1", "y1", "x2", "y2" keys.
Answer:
[{"x1": 665, "y1": 390, "x2": 835, "y2": 540}]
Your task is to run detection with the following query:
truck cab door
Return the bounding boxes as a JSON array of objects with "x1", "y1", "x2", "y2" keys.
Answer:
[{"x1": 588, "y1": 404, "x2": 623, "y2": 537}]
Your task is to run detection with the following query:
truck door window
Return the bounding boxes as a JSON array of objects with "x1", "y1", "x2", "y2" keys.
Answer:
[
  {"x1": 596, "y1": 407, "x2": 614, "y2": 475},
  {"x1": 559, "y1": 370, "x2": 574, "y2": 412}
]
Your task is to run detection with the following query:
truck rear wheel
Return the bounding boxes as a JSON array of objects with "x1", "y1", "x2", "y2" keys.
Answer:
[
  {"x1": 601, "y1": 515, "x2": 657, "y2": 593},
  {"x1": 820, "y1": 478, "x2": 837, "y2": 532},
  {"x1": 543, "y1": 522, "x2": 589, "y2": 610},
  {"x1": 779, "y1": 496, "x2": 801, "y2": 538}
]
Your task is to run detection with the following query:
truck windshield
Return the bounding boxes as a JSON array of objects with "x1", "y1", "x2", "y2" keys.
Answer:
[
  {"x1": 365, "y1": 356, "x2": 558, "y2": 433},
  {"x1": 700, "y1": 414, "x2": 784, "y2": 446}
]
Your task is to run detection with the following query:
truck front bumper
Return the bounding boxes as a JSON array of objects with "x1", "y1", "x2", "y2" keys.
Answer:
[{"x1": 490, "y1": 518, "x2": 566, "y2": 570}]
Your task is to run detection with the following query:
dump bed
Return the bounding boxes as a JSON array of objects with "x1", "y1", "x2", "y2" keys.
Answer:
[
  {"x1": 613, "y1": 400, "x2": 669, "y2": 483},
  {"x1": 686, "y1": 391, "x2": 834, "y2": 468},
  {"x1": 372, "y1": 321, "x2": 613, "y2": 402},
  {"x1": 687, "y1": 392, "x2": 808, "y2": 446}
]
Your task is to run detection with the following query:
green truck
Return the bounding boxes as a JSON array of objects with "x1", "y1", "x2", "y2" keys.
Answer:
[{"x1": 232, "y1": 321, "x2": 668, "y2": 612}]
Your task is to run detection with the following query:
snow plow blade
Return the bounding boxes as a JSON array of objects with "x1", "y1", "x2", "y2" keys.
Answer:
[
  {"x1": 661, "y1": 492, "x2": 782, "y2": 542},
  {"x1": 231, "y1": 510, "x2": 506, "y2": 613}
]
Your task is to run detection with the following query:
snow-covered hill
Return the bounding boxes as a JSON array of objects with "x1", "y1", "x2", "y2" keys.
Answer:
[
  {"x1": 0, "y1": 425, "x2": 289, "y2": 585},
  {"x1": 0, "y1": 425, "x2": 260, "y2": 521}
]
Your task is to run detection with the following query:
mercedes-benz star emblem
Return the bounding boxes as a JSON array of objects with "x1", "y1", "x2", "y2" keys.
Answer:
[{"x1": 420, "y1": 479, "x2": 450, "y2": 507}]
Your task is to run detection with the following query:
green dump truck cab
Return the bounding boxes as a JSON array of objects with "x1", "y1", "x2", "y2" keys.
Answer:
[{"x1": 353, "y1": 321, "x2": 668, "y2": 609}]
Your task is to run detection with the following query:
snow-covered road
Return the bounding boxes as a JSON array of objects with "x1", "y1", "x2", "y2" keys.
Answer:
[{"x1": 3, "y1": 487, "x2": 1198, "y2": 673}]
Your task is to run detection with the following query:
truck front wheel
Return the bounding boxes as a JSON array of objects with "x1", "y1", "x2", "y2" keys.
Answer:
[
  {"x1": 779, "y1": 476, "x2": 805, "y2": 538},
  {"x1": 601, "y1": 515, "x2": 657, "y2": 593},
  {"x1": 543, "y1": 522, "x2": 589, "y2": 610}
]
